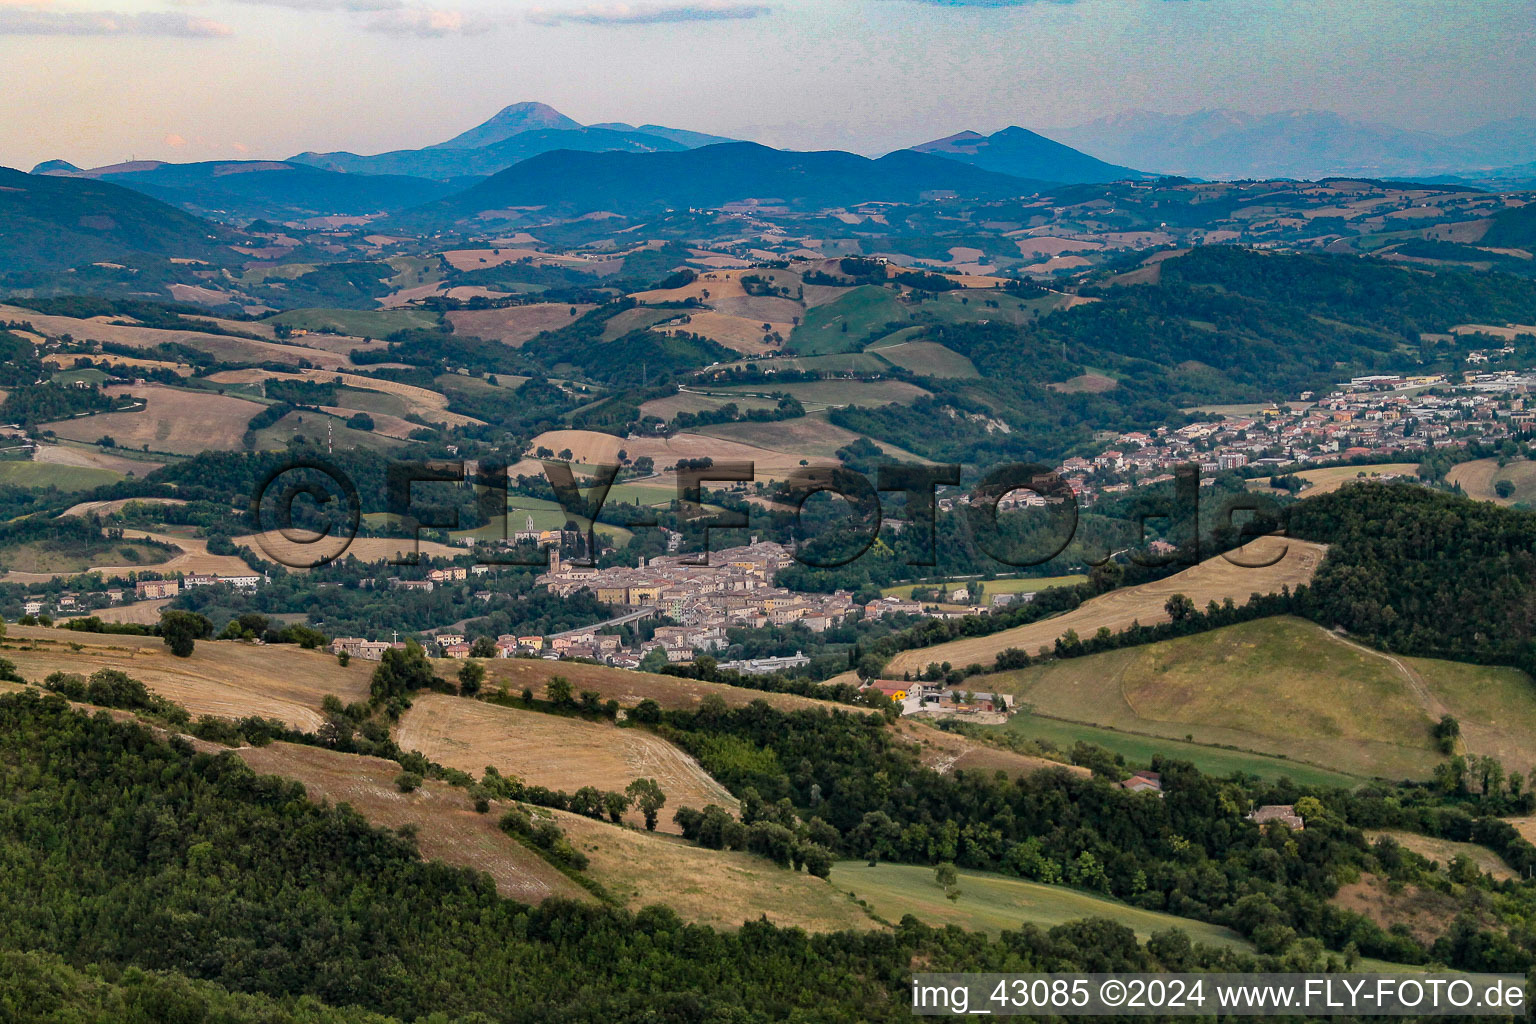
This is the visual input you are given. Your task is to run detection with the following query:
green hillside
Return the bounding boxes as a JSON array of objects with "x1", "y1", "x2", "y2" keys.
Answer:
[{"x1": 0, "y1": 167, "x2": 230, "y2": 280}]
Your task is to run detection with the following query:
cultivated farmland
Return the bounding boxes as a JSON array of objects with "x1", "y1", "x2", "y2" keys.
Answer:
[
  {"x1": 4, "y1": 626, "x2": 372, "y2": 730},
  {"x1": 394, "y1": 694, "x2": 740, "y2": 832},
  {"x1": 882, "y1": 536, "x2": 1325, "y2": 676},
  {"x1": 42, "y1": 385, "x2": 264, "y2": 456}
]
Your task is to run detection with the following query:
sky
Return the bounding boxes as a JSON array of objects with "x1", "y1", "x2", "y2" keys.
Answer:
[{"x1": 3, "y1": 0, "x2": 1534, "y2": 170}]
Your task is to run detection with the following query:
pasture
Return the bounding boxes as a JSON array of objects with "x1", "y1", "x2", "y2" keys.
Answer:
[
  {"x1": 827, "y1": 862, "x2": 1251, "y2": 948},
  {"x1": 1252, "y1": 463, "x2": 1423, "y2": 498},
  {"x1": 471, "y1": 658, "x2": 826, "y2": 713},
  {"x1": 988, "y1": 616, "x2": 1444, "y2": 780},
  {"x1": 789, "y1": 286, "x2": 908, "y2": 355},
  {"x1": 0, "y1": 460, "x2": 124, "y2": 492},
  {"x1": 882, "y1": 536, "x2": 1325, "y2": 676},
  {"x1": 393, "y1": 694, "x2": 739, "y2": 833}
]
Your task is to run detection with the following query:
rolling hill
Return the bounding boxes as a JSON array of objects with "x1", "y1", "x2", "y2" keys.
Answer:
[
  {"x1": 34, "y1": 159, "x2": 461, "y2": 219},
  {"x1": 908, "y1": 126, "x2": 1144, "y2": 183},
  {"x1": 0, "y1": 166, "x2": 230, "y2": 279},
  {"x1": 413, "y1": 142, "x2": 1044, "y2": 221}
]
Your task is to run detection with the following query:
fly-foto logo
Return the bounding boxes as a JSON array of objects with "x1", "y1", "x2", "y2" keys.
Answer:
[{"x1": 247, "y1": 457, "x2": 1288, "y2": 570}]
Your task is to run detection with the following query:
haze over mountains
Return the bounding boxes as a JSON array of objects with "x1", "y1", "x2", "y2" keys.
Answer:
[
  {"x1": 16, "y1": 101, "x2": 1536, "y2": 235},
  {"x1": 1057, "y1": 109, "x2": 1536, "y2": 181}
]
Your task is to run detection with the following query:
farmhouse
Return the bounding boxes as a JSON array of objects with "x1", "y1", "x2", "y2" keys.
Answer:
[
  {"x1": 135, "y1": 579, "x2": 180, "y2": 600},
  {"x1": 1248, "y1": 804, "x2": 1305, "y2": 830},
  {"x1": 1120, "y1": 770, "x2": 1163, "y2": 795}
]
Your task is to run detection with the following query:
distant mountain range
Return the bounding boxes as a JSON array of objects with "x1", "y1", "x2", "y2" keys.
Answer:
[
  {"x1": 1055, "y1": 109, "x2": 1536, "y2": 181},
  {"x1": 290, "y1": 101, "x2": 734, "y2": 180},
  {"x1": 27, "y1": 159, "x2": 463, "y2": 220},
  {"x1": 409, "y1": 141, "x2": 1047, "y2": 223},
  {"x1": 907, "y1": 126, "x2": 1145, "y2": 184}
]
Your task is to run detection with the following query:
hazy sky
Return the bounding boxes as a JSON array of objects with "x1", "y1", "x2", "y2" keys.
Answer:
[{"x1": 4, "y1": 0, "x2": 1534, "y2": 170}]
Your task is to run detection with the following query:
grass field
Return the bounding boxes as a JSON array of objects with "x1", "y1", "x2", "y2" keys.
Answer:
[
  {"x1": 1446, "y1": 457, "x2": 1536, "y2": 506},
  {"x1": 43, "y1": 385, "x2": 265, "y2": 456},
  {"x1": 1410, "y1": 654, "x2": 1536, "y2": 777},
  {"x1": 988, "y1": 616, "x2": 1446, "y2": 780},
  {"x1": 0, "y1": 536, "x2": 174, "y2": 574},
  {"x1": 868, "y1": 340, "x2": 980, "y2": 378},
  {"x1": 893, "y1": 718, "x2": 1087, "y2": 780},
  {"x1": 266, "y1": 308, "x2": 442, "y2": 337},
  {"x1": 882, "y1": 536, "x2": 1326, "y2": 676},
  {"x1": 254, "y1": 409, "x2": 404, "y2": 454},
  {"x1": 4, "y1": 625, "x2": 373, "y2": 730},
  {"x1": 524, "y1": 427, "x2": 839, "y2": 482},
  {"x1": 600, "y1": 306, "x2": 687, "y2": 342},
  {"x1": 827, "y1": 862, "x2": 1251, "y2": 948},
  {"x1": 995, "y1": 713, "x2": 1368, "y2": 787},
  {"x1": 790, "y1": 286, "x2": 908, "y2": 355},
  {"x1": 695, "y1": 411, "x2": 930, "y2": 463},
  {"x1": 233, "y1": 532, "x2": 465, "y2": 569},
  {"x1": 708, "y1": 379, "x2": 929, "y2": 410},
  {"x1": 0, "y1": 460, "x2": 124, "y2": 491},
  {"x1": 2, "y1": 528, "x2": 252, "y2": 584},
  {"x1": 881, "y1": 574, "x2": 1086, "y2": 600},
  {"x1": 237, "y1": 741, "x2": 588, "y2": 905},
  {"x1": 394, "y1": 694, "x2": 739, "y2": 833}
]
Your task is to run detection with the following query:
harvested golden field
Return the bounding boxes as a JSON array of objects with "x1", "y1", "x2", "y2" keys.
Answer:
[
  {"x1": 3, "y1": 626, "x2": 372, "y2": 730},
  {"x1": 653, "y1": 311, "x2": 791, "y2": 355},
  {"x1": 1255, "y1": 463, "x2": 1423, "y2": 499},
  {"x1": 553, "y1": 810, "x2": 875, "y2": 932},
  {"x1": 60, "y1": 497, "x2": 189, "y2": 518},
  {"x1": 45, "y1": 352, "x2": 195, "y2": 375},
  {"x1": 72, "y1": 598, "x2": 171, "y2": 625},
  {"x1": 639, "y1": 390, "x2": 778, "y2": 422},
  {"x1": 43, "y1": 385, "x2": 264, "y2": 456},
  {"x1": 1, "y1": 528, "x2": 252, "y2": 584},
  {"x1": 394, "y1": 694, "x2": 738, "y2": 832},
  {"x1": 233, "y1": 532, "x2": 465, "y2": 569},
  {"x1": 1049, "y1": 373, "x2": 1118, "y2": 394},
  {"x1": 441, "y1": 248, "x2": 590, "y2": 271},
  {"x1": 32, "y1": 443, "x2": 163, "y2": 476},
  {"x1": 236, "y1": 741, "x2": 588, "y2": 904},
  {"x1": 473, "y1": 658, "x2": 826, "y2": 713},
  {"x1": 884, "y1": 536, "x2": 1326, "y2": 676},
  {"x1": 205, "y1": 369, "x2": 482, "y2": 428},
  {"x1": 448, "y1": 304, "x2": 594, "y2": 345},
  {"x1": 695, "y1": 413, "x2": 931, "y2": 462},
  {"x1": 525, "y1": 428, "x2": 837, "y2": 481},
  {"x1": 0, "y1": 305, "x2": 354, "y2": 370},
  {"x1": 1446, "y1": 457, "x2": 1536, "y2": 506},
  {"x1": 893, "y1": 718, "x2": 1088, "y2": 780}
]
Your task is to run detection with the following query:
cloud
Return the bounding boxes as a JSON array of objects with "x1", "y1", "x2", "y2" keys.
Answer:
[
  {"x1": 527, "y1": 2, "x2": 771, "y2": 26},
  {"x1": 0, "y1": 5, "x2": 231, "y2": 34},
  {"x1": 232, "y1": 0, "x2": 404, "y2": 10},
  {"x1": 364, "y1": 6, "x2": 498, "y2": 33},
  {"x1": 164, "y1": 133, "x2": 188, "y2": 146}
]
